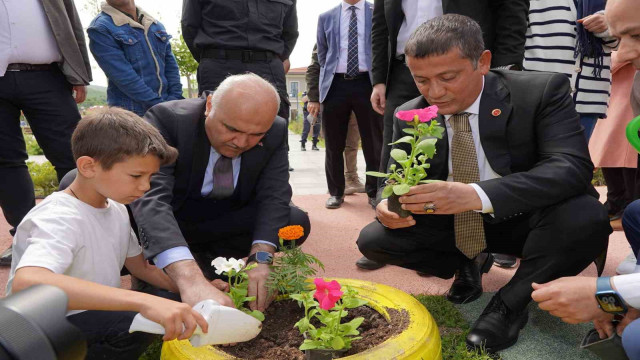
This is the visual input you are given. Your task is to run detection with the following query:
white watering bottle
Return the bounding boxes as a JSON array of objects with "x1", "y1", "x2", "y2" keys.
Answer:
[{"x1": 129, "y1": 299, "x2": 262, "y2": 347}]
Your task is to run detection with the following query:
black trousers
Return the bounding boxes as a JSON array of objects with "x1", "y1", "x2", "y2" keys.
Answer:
[
  {"x1": 178, "y1": 205, "x2": 311, "y2": 280},
  {"x1": 357, "y1": 194, "x2": 611, "y2": 312},
  {"x1": 322, "y1": 75, "x2": 383, "y2": 198},
  {"x1": 378, "y1": 58, "x2": 421, "y2": 179},
  {"x1": 602, "y1": 165, "x2": 640, "y2": 216},
  {"x1": 67, "y1": 310, "x2": 158, "y2": 360},
  {"x1": 0, "y1": 68, "x2": 79, "y2": 235},
  {"x1": 197, "y1": 56, "x2": 290, "y2": 121}
]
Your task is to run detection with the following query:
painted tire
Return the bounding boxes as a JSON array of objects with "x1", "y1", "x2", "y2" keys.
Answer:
[{"x1": 161, "y1": 278, "x2": 441, "y2": 360}]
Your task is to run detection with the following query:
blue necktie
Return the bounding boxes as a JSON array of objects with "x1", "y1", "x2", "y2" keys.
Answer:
[
  {"x1": 346, "y1": 6, "x2": 359, "y2": 77},
  {"x1": 208, "y1": 156, "x2": 234, "y2": 199}
]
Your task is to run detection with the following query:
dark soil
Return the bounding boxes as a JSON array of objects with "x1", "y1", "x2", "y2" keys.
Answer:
[{"x1": 218, "y1": 300, "x2": 409, "y2": 359}]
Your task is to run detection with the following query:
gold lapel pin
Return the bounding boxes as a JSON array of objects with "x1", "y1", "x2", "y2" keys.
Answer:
[{"x1": 491, "y1": 109, "x2": 502, "y2": 117}]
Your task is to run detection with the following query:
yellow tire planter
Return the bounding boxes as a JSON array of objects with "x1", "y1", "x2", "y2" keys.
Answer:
[{"x1": 161, "y1": 278, "x2": 441, "y2": 360}]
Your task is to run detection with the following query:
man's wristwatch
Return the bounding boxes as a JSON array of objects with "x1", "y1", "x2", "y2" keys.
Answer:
[
  {"x1": 247, "y1": 251, "x2": 273, "y2": 265},
  {"x1": 595, "y1": 276, "x2": 628, "y2": 314}
]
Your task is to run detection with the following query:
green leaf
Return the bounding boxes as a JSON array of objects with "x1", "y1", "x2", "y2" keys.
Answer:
[
  {"x1": 416, "y1": 138, "x2": 437, "y2": 158},
  {"x1": 402, "y1": 128, "x2": 417, "y2": 135},
  {"x1": 390, "y1": 135, "x2": 414, "y2": 145},
  {"x1": 249, "y1": 310, "x2": 265, "y2": 321},
  {"x1": 331, "y1": 337, "x2": 345, "y2": 350},
  {"x1": 365, "y1": 171, "x2": 390, "y2": 178},
  {"x1": 381, "y1": 185, "x2": 394, "y2": 199},
  {"x1": 299, "y1": 340, "x2": 322, "y2": 350},
  {"x1": 390, "y1": 149, "x2": 408, "y2": 162},
  {"x1": 393, "y1": 183, "x2": 410, "y2": 195}
]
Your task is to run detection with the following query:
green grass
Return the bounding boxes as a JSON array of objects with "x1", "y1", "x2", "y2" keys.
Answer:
[
  {"x1": 592, "y1": 168, "x2": 606, "y2": 187},
  {"x1": 138, "y1": 295, "x2": 493, "y2": 360},
  {"x1": 415, "y1": 295, "x2": 497, "y2": 360}
]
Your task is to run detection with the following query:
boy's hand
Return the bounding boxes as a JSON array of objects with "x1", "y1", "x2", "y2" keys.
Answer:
[
  {"x1": 139, "y1": 297, "x2": 209, "y2": 341},
  {"x1": 578, "y1": 13, "x2": 608, "y2": 33}
]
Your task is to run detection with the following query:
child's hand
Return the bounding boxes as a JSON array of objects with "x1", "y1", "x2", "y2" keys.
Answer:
[
  {"x1": 139, "y1": 297, "x2": 209, "y2": 341},
  {"x1": 577, "y1": 14, "x2": 608, "y2": 33}
]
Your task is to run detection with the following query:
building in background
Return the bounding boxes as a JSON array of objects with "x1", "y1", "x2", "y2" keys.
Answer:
[{"x1": 286, "y1": 66, "x2": 308, "y2": 120}]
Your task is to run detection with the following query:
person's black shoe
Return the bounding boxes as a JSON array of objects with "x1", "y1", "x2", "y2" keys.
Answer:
[
  {"x1": 493, "y1": 253, "x2": 518, "y2": 268},
  {"x1": 325, "y1": 195, "x2": 344, "y2": 209},
  {"x1": 466, "y1": 294, "x2": 528, "y2": 353},
  {"x1": 368, "y1": 197, "x2": 377, "y2": 209},
  {"x1": 0, "y1": 246, "x2": 12, "y2": 267},
  {"x1": 355, "y1": 256, "x2": 385, "y2": 270},
  {"x1": 301, "y1": 143, "x2": 306, "y2": 151},
  {"x1": 312, "y1": 144, "x2": 320, "y2": 151},
  {"x1": 446, "y1": 253, "x2": 493, "y2": 304}
]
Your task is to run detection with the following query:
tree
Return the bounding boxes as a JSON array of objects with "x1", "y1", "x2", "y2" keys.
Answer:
[{"x1": 171, "y1": 34, "x2": 199, "y2": 98}]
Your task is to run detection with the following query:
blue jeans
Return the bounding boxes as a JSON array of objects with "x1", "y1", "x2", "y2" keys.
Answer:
[
  {"x1": 580, "y1": 114, "x2": 598, "y2": 141},
  {"x1": 623, "y1": 318, "x2": 640, "y2": 359},
  {"x1": 623, "y1": 200, "x2": 640, "y2": 265}
]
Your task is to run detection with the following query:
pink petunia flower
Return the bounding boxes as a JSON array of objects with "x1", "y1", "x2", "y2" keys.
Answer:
[
  {"x1": 313, "y1": 278, "x2": 343, "y2": 310},
  {"x1": 396, "y1": 105, "x2": 439, "y2": 122}
]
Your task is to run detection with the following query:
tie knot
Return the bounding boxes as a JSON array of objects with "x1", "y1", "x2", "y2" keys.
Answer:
[
  {"x1": 450, "y1": 113, "x2": 471, "y2": 133},
  {"x1": 349, "y1": 5, "x2": 357, "y2": 12}
]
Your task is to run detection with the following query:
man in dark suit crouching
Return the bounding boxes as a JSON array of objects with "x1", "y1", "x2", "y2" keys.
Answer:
[
  {"x1": 130, "y1": 73, "x2": 310, "y2": 312},
  {"x1": 356, "y1": 14, "x2": 612, "y2": 352}
]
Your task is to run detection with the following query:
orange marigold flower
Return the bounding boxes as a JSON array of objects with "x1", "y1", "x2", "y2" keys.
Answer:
[{"x1": 278, "y1": 225, "x2": 304, "y2": 241}]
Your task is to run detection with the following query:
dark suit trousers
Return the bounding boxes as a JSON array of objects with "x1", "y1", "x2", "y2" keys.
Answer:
[
  {"x1": 357, "y1": 194, "x2": 611, "y2": 312},
  {"x1": 379, "y1": 58, "x2": 421, "y2": 177},
  {"x1": 197, "y1": 57, "x2": 290, "y2": 121},
  {"x1": 0, "y1": 69, "x2": 79, "y2": 235},
  {"x1": 322, "y1": 75, "x2": 383, "y2": 198},
  {"x1": 178, "y1": 204, "x2": 311, "y2": 280}
]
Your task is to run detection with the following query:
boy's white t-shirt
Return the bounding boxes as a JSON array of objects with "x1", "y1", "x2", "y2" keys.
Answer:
[{"x1": 6, "y1": 192, "x2": 141, "y2": 314}]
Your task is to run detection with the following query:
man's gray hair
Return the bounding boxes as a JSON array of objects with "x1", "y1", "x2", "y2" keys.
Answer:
[
  {"x1": 404, "y1": 14, "x2": 485, "y2": 68},
  {"x1": 210, "y1": 73, "x2": 280, "y2": 112}
]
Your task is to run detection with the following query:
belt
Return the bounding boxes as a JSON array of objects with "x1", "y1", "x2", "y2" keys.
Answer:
[
  {"x1": 6, "y1": 63, "x2": 56, "y2": 71},
  {"x1": 334, "y1": 72, "x2": 369, "y2": 80},
  {"x1": 201, "y1": 48, "x2": 275, "y2": 62}
]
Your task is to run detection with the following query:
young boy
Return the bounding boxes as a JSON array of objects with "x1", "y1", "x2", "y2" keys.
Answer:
[{"x1": 6, "y1": 107, "x2": 208, "y2": 359}]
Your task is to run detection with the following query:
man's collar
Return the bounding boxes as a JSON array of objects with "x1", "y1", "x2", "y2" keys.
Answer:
[
  {"x1": 342, "y1": 0, "x2": 364, "y2": 11},
  {"x1": 101, "y1": 3, "x2": 156, "y2": 30},
  {"x1": 444, "y1": 76, "x2": 484, "y2": 119}
]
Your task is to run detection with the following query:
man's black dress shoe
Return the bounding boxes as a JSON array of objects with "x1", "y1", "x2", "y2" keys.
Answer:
[
  {"x1": 493, "y1": 253, "x2": 518, "y2": 268},
  {"x1": 466, "y1": 294, "x2": 528, "y2": 353},
  {"x1": 355, "y1": 256, "x2": 385, "y2": 270},
  {"x1": 0, "y1": 246, "x2": 12, "y2": 267},
  {"x1": 325, "y1": 195, "x2": 344, "y2": 209},
  {"x1": 446, "y1": 253, "x2": 493, "y2": 304}
]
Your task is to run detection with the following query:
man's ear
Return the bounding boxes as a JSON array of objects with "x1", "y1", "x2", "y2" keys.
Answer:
[
  {"x1": 478, "y1": 50, "x2": 492, "y2": 75},
  {"x1": 76, "y1": 156, "x2": 98, "y2": 179},
  {"x1": 205, "y1": 94, "x2": 213, "y2": 117}
]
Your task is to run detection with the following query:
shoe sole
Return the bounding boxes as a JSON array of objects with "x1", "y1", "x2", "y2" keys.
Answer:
[
  {"x1": 494, "y1": 261, "x2": 518, "y2": 269},
  {"x1": 356, "y1": 263, "x2": 386, "y2": 270},
  {"x1": 446, "y1": 290, "x2": 482, "y2": 305}
]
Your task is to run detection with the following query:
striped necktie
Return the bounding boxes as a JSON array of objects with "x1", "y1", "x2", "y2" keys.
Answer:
[
  {"x1": 346, "y1": 6, "x2": 359, "y2": 78},
  {"x1": 450, "y1": 113, "x2": 486, "y2": 258}
]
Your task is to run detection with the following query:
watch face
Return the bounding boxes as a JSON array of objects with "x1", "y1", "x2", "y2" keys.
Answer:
[
  {"x1": 596, "y1": 292, "x2": 627, "y2": 313},
  {"x1": 256, "y1": 252, "x2": 273, "y2": 263}
]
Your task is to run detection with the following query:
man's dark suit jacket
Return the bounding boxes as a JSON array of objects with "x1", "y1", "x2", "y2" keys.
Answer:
[
  {"x1": 371, "y1": 0, "x2": 530, "y2": 86},
  {"x1": 387, "y1": 70, "x2": 598, "y2": 222},
  {"x1": 130, "y1": 97, "x2": 292, "y2": 259}
]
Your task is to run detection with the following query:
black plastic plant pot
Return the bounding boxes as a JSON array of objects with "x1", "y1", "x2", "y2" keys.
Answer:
[
  {"x1": 387, "y1": 193, "x2": 412, "y2": 218},
  {"x1": 304, "y1": 349, "x2": 348, "y2": 360}
]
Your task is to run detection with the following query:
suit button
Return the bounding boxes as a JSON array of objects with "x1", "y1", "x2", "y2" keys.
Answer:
[{"x1": 143, "y1": 242, "x2": 149, "y2": 249}]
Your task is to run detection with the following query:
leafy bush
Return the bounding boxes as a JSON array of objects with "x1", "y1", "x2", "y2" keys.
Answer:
[
  {"x1": 24, "y1": 131, "x2": 43, "y2": 155},
  {"x1": 27, "y1": 161, "x2": 58, "y2": 197}
]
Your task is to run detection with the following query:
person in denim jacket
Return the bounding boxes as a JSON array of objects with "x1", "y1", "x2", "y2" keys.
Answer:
[{"x1": 88, "y1": 0, "x2": 183, "y2": 116}]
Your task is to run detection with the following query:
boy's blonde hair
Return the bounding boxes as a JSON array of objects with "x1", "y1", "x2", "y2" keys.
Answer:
[{"x1": 72, "y1": 107, "x2": 178, "y2": 169}]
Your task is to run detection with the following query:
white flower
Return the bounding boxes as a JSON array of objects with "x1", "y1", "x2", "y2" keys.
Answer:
[{"x1": 211, "y1": 257, "x2": 245, "y2": 275}]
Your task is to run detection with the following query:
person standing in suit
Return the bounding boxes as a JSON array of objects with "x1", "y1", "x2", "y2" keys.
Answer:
[
  {"x1": 129, "y1": 74, "x2": 311, "y2": 311},
  {"x1": 357, "y1": 15, "x2": 611, "y2": 352},
  {"x1": 0, "y1": 0, "x2": 92, "y2": 267},
  {"x1": 316, "y1": 0, "x2": 383, "y2": 209},
  {"x1": 359, "y1": 0, "x2": 529, "y2": 271}
]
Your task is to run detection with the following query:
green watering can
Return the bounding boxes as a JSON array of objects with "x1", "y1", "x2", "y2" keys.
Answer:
[{"x1": 626, "y1": 115, "x2": 640, "y2": 152}]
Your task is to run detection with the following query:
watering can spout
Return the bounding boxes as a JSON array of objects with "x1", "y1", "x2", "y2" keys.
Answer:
[{"x1": 129, "y1": 299, "x2": 262, "y2": 347}]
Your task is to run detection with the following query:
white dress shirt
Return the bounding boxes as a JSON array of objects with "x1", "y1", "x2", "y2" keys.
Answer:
[
  {"x1": 336, "y1": 0, "x2": 368, "y2": 73},
  {"x1": 613, "y1": 274, "x2": 640, "y2": 309},
  {"x1": 154, "y1": 147, "x2": 276, "y2": 269},
  {"x1": 443, "y1": 78, "x2": 500, "y2": 213},
  {"x1": 0, "y1": 0, "x2": 62, "y2": 76},
  {"x1": 396, "y1": 0, "x2": 443, "y2": 56}
]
